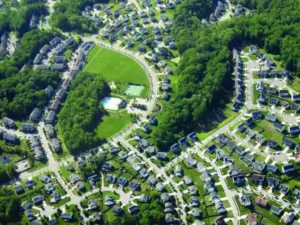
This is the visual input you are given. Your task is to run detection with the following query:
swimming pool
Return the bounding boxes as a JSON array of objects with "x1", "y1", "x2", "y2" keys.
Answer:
[{"x1": 101, "y1": 97, "x2": 122, "y2": 110}]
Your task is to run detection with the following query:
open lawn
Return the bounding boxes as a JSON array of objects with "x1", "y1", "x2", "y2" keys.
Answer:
[
  {"x1": 84, "y1": 46, "x2": 149, "y2": 95},
  {"x1": 197, "y1": 103, "x2": 238, "y2": 140},
  {"x1": 253, "y1": 120, "x2": 283, "y2": 145},
  {"x1": 96, "y1": 111, "x2": 132, "y2": 139},
  {"x1": 289, "y1": 77, "x2": 300, "y2": 92}
]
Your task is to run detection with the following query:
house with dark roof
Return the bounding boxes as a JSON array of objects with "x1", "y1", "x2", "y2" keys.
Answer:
[
  {"x1": 283, "y1": 137, "x2": 294, "y2": 148},
  {"x1": 3, "y1": 133, "x2": 19, "y2": 145},
  {"x1": 237, "y1": 123, "x2": 246, "y2": 133},
  {"x1": 292, "y1": 94, "x2": 300, "y2": 102},
  {"x1": 170, "y1": 143, "x2": 181, "y2": 154},
  {"x1": 279, "y1": 90, "x2": 290, "y2": 98},
  {"x1": 294, "y1": 189, "x2": 300, "y2": 200},
  {"x1": 206, "y1": 144, "x2": 217, "y2": 153},
  {"x1": 267, "y1": 177, "x2": 280, "y2": 189},
  {"x1": 113, "y1": 205, "x2": 123, "y2": 216},
  {"x1": 128, "y1": 205, "x2": 139, "y2": 215},
  {"x1": 282, "y1": 164, "x2": 294, "y2": 174},
  {"x1": 156, "y1": 152, "x2": 166, "y2": 161},
  {"x1": 295, "y1": 144, "x2": 300, "y2": 154},
  {"x1": 218, "y1": 134, "x2": 228, "y2": 146},
  {"x1": 187, "y1": 132, "x2": 198, "y2": 142},
  {"x1": 61, "y1": 213, "x2": 73, "y2": 221},
  {"x1": 268, "y1": 140, "x2": 278, "y2": 149},
  {"x1": 289, "y1": 126, "x2": 300, "y2": 135},
  {"x1": 269, "y1": 97, "x2": 279, "y2": 106},
  {"x1": 266, "y1": 164, "x2": 277, "y2": 173},
  {"x1": 14, "y1": 185, "x2": 24, "y2": 194},
  {"x1": 32, "y1": 195, "x2": 44, "y2": 204},
  {"x1": 245, "y1": 118, "x2": 255, "y2": 128},
  {"x1": 291, "y1": 104, "x2": 300, "y2": 113},
  {"x1": 258, "y1": 93, "x2": 267, "y2": 104},
  {"x1": 279, "y1": 184, "x2": 290, "y2": 195},
  {"x1": 178, "y1": 137, "x2": 188, "y2": 148},
  {"x1": 252, "y1": 111, "x2": 263, "y2": 120}
]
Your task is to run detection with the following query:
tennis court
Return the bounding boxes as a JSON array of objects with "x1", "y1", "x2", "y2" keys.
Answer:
[{"x1": 125, "y1": 85, "x2": 145, "y2": 96}]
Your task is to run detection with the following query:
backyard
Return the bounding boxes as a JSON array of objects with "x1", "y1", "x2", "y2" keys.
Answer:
[{"x1": 96, "y1": 111, "x2": 132, "y2": 139}]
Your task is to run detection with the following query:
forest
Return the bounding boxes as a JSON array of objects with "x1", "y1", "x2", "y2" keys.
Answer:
[
  {"x1": 0, "y1": 69, "x2": 60, "y2": 119},
  {"x1": 58, "y1": 72, "x2": 109, "y2": 153},
  {"x1": 151, "y1": 0, "x2": 300, "y2": 149},
  {"x1": 0, "y1": 2, "x2": 48, "y2": 36},
  {"x1": 51, "y1": 0, "x2": 107, "y2": 33},
  {"x1": 0, "y1": 29, "x2": 60, "y2": 120}
]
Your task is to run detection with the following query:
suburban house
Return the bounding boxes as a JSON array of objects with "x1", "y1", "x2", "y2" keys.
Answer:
[
  {"x1": 282, "y1": 164, "x2": 294, "y2": 174},
  {"x1": 255, "y1": 196, "x2": 268, "y2": 208},
  {"x1": 29, "y1": 108, "x2": 41, "y2": 122}
]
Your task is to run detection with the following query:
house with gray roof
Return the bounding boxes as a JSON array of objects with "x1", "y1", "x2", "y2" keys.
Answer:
[
  {"x1": 21, "y1": 123, "x2": 35, "y2": 133},
  {"x1": 240, "y1": 194, "x2": 252, "y2": 207},
  {"x1": 3, "y1": 117, "x2": 15, "y2": 128},
  {"x1": 33, "y1": 54, "x2": 43, "y2": 64},
  {"x1": 29, "y1": 108, "x2": 41, "y2": 122},
  {"x1": 45, "y1": 110, "x2": 55, "y2": 124},
  {"x1": 45, "y1": 124, "x2": 55, "y2": 138},
  {"x1": 252, "y1": 161, "x2": 266, "y2": 172},
  {"x1": 51, "y1": 138, "x2": 61, "y2": 153}
]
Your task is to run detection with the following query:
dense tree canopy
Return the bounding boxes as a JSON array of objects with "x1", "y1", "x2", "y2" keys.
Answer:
[
  {"x1": 58, "y1": 72, "x2": 109, "y2": 153},
  {"x1": 0, "y1": 3, "x2": 48, "y2": 36},
  {"x1": 152, "y1": 0, "x2": 300, "y2": 149},
  {"x1": 152, "y1": 0, "x2": 233, "y2": 148},
  {"x1": 0, "y1": 69, "x2": 60, "y2": 119},
  {"x1": 0, "y1": 30, "x2": 59, "y2": 120},
  {"x1": 51, "y1": 0, "x2": 106, "y2": 33}
]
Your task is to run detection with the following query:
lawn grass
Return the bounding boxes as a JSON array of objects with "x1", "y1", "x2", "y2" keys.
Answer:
[
  {"x1": 234, "y1": 195, "x2": 250, "y2": 215},
  {"x1": 248, "y1": 54, "x2": 258, "y2": 60},
  {"x1": 288, "y1": 77, "x2": 300, "y2": 92},
  {"x1": 96, "y1": 111, "x2": 132, "y2": 139},
  {"x1": 197, "y1": 103, "x2": 238, "y2": 140},
  {"x1": 84, "y1": 46, "x2": 150, "y2": 95},
  {"x1": 253, "y1": 120, "x2": 283, "y2": 145}
]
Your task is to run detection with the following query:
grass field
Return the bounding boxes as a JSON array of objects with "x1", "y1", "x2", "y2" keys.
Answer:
[
  {"x1": 84, "y1": 46, "x2": 150, "y2": 95},
  {"x1": 96, "y1": 112, "x2": 132, "y2": 139},
  {"x1": 196, "y1": 103, "x2": 238, "y2": 140}
]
